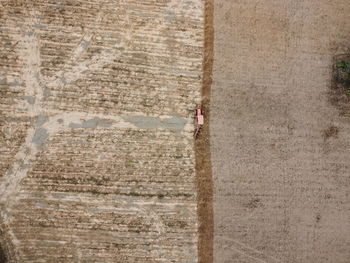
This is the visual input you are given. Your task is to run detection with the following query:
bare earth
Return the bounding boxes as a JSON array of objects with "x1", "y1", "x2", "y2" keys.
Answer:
[
  {"x1": 0, "y1": 0, "x2": 204, "y2": 262},
  {"x1": 211, "y1": 1, "x2": 350, "y2": 263},
  {"x1": 2, "y1": 0, "x2": 350, "y2": 262}
]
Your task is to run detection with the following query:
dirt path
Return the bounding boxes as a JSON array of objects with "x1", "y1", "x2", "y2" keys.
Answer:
[
  {"x1": 211, "y1": 1, "x2": 350, "y2": 262},
  {"x1": 195, "y1": 0, "x2": 214, "y2": 262}
]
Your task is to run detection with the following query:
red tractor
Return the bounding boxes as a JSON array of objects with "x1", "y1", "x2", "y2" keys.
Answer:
[{"x1": 194, "y1": 108, "x2": 204, "y2": 138}]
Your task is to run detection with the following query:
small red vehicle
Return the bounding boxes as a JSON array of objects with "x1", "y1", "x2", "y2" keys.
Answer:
[{"x1": 194, "y1": 108, "x2": 204, "y2": 138}]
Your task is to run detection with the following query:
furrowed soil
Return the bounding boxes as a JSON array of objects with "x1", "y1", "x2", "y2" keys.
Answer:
[
  {"x1": 2, "y1": 1, "x2": 350, "y2": 262},
  {"x1": 0, "y1": 0, "x2": 205, "y2": 262},
  {"x1": 211, "y1": 1, "x2": 350, "y2": 263}
]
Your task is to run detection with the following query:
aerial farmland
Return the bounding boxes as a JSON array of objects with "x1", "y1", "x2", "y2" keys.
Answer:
[
  {"x1": 1, "y1": 0, "x2": 350, "y2": 263},
  {"x1": 0, "y1": 0, "x2": 204, "y2": 262}
]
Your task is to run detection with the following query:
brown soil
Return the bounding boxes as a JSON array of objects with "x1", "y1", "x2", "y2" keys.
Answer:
[
  {"x1": 211, "y1": 1, "x2": 350, "y2": 262},
  {"x1": 0, "y1": 215, "x2": 18, "y2": 263},
  {"x1": 322, "y1": 125, "x2": 339, "y2": 139},
  {"x1": 195, "y1": 1, "x2": 214, "y2": 263},
  {"x1": 0, "y1": 223, "x2": 10, "y2": 263},
  {"x1": 0, "y1": 244, "x2": 7, "y2": 263}
]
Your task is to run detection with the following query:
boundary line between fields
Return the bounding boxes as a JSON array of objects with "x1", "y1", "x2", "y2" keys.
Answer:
[{"x1": 195, "y1": 0, "x2": 214, "y2": 262}]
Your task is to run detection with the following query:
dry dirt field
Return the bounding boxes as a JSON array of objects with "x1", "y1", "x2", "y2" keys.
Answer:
[
  {"x1": 0, "y1": 0, "x2": 204, "y2": 262},
  {"x1": 211, "y1": 0, "x2": 350, "y2": 263},
  {"x1": 2, "y1": 0, "x2": 350, "y2": 262}
]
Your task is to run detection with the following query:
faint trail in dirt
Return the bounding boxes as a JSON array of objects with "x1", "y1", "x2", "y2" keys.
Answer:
[
  {"x1": 0, "y1": 14, "x2": 43, "y2": 260},
  {"x1": 0, "y1": 1, "x2": 132, "y2": 209},
  {"x1": 45, "y1": 1, "x2": 132, "y2": 92},
  {"x1": 69, "y1": 13, "x2": 103, "y2": 63},
  {"x1": 0, "y1": 7, "x2": 131, "y2": 259},
  {"x1": 230, "y1": 246, "x2": 270, "y2": 263},
  {"x1": 221, "y1": 237, "x2": 282, "y2": 263},
  {"x1": 0, "y1": 10, "x2": 42, "y2": 206}
]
